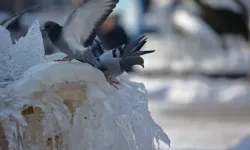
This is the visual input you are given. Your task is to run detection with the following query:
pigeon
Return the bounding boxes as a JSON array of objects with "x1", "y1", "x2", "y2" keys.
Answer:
[
  {"x1": 42, "y1": 0, "x2": 155, "y2": 87},
  {"x1": 42, "y1": 0, "x2": 119, "y2": 62},
  {"x1": 0, "y1": 4, "x2": 40, "y2": 28},
  {"x1": 77, "y1": 35, "x2": 155, "y2": 88}
]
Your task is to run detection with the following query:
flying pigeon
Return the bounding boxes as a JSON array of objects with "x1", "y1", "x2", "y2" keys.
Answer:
[
  {"x1": 0, "y1": 4, "x2": 40, "y2": 28},
  {"x1": 77, "y1": 35, "x2": 155, "y2": 88},
  {"x1": 42, "y1": 0, "x2": 119, "y2": 62}
]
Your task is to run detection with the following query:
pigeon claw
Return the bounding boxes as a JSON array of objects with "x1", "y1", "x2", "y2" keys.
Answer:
[
  {"x1": 54, "y1": 59, "x2": 66, "y2": 62},
  {"x1": 111, "y1": 81, "x2": 121, "y2": 85},
  {"x1": 110, "y1": 82, "x2": 119, "y2": 89},
  {"x1": 107, "y1": 78, "x2": 121, "y2": 89},
  {"x1": 54, "y1": 56, "x2": 68, "y2": 62},
  {"x1": 62, "y1": 56, "x2": 68, "y2": 60}
]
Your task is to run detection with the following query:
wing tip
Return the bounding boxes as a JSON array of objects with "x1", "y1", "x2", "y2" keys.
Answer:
[{"x1": 1, "y1": 4, "x2": 40, "y2": 28}]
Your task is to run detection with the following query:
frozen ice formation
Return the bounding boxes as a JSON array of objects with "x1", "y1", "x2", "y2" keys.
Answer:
[
  {"x1": 0, "y1": 19, "x2": 46, "y2": 86},
  {"x1": 0, "y1": 26, "x2": 12, "y2": 86},
  {"x1": 0, "y1": 20, "x2": 170, "y2": 150},
  {"x1": 9, "y1": 19, "x2": 46, "y2": 81},
  {"x1": 0, "y1": 62, "x2": 170, "y2": 150}
]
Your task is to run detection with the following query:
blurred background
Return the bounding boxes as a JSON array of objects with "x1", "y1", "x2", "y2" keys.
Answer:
[{"x1": 1, "y1": 0, "x2": 250, "y2": 149}]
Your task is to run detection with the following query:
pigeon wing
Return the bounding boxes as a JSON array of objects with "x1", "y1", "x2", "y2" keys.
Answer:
[
  {"x1": 1, "y1": 4, "x2": 40, "y2": 28},
  {"x1": 62, "y1": 0, "x2": 119, "y2": 47},
  {"x1": 122, "y1": 35, "x2": 147, "y2": 58}
]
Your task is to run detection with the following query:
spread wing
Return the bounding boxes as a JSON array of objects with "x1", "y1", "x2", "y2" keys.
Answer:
[
  {"x1": 62, "y1": 0, "x2": 119, "y2": 47},
  {"x1": 1, "y1": 4, "x2": 40, "y2": 28}
]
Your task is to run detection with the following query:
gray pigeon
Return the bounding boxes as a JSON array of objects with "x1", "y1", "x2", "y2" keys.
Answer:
[
  {"x1": 1, "y1": 4, "x2": 40, "y2": 28},
  {"x1": 77, "y1": 35, "x2": 155, "y2": 88},
  {"x1": 42, "y1": 0, "x2": 119, "y2": 62}
]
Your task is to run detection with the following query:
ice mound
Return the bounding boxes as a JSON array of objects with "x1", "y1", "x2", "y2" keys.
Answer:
[
  {"x1": 0, "y1": 26, "x2": 12, "y2": 86},
  {"x1": 0, "y1": 20, "x2": 170, "y2": 150},
  {"x1": 0, "y1": 62, "x2": 170, "y2": 150},
  {"x1": 9, "y1": 19, "x2": 46, "y2": 81}
]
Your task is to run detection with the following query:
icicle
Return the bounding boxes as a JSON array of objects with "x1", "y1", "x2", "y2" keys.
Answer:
[{"x1": 0, "y1": 109, "x2": 27, "y2": 150}]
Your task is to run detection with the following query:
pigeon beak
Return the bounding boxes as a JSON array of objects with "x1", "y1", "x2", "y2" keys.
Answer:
[{"x1": 140, "y1": 64, "x2": 144, "y2": 68}]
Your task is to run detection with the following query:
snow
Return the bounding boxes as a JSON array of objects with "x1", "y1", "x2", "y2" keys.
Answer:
[{"x1": 0, "y1": 20, "x2": 170, "y2": 150}]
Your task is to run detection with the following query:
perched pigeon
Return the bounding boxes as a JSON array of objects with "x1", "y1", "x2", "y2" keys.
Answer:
[
  {"x1": 77, "y1": 35, "x2": 155, "y2": 88},
  {"x1": 42, "y1": 0, "x2": 119, "y2": 62},
  {"x1": 0, "y1": 4, "x2": 40, "y2": 28},
  {"x1": 42, "y1": 0, "x2": 155, "y2": 87}
]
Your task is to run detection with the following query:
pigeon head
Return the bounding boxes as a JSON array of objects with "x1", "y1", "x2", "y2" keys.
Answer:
[{"x1": 43, "y1": 21, "x2": 62, "y2": 42}]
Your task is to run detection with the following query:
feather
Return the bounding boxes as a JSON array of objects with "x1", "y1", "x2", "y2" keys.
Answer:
[{"x1": 62, "y1": 0, "x2": 119, "y2": 47}]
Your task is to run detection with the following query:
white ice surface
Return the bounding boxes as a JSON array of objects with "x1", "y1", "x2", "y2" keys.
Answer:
[
  {"x1": 9, "y1": 19, "x2": 46, "y2": 81},
  {"x1": 0, "y1": 26, "x2": 12, "y2": 85},
  {"x1": 5, "y1": 62, "x2": 170, "y2": 150}
]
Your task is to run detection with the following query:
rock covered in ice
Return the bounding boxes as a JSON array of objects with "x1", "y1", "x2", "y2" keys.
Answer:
[
  {"x1": 9, "y1": 19, "x2": 46, "y2": 81},
  {"x1": 0, "y1": 61, "x2": 170, "y2": 150},
  {"x1": 0, "y1": 26, "x2": 12, "y2": 85},
  {"x1": 0, "y1": 19, "x2": 170, "y2": 150}
]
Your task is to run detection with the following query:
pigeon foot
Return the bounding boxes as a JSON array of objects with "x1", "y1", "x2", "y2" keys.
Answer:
[
  {"x1": 54, "y1": 56, "x2": 68, "y2": 62},
  {"x1": 111, "y1": 81, "x2": 121, "y2": 85},
  {"x1": 107, "y1": 78, "x2": 121, "y2": 89}
]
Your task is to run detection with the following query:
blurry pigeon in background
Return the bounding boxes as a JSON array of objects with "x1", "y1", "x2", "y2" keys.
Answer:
[
  {"x1": 42, "y1": 0, "x2": 119, "y2": 62},
  {"x1": 80, "y1": 35, "x2": 155, "y2": 88},
  {"x1": 194, "y1": 0, "x2": 249, "y2": 50},
  {"x1": 0, "y1": 4, "x2": 40, "y2": 28}
]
